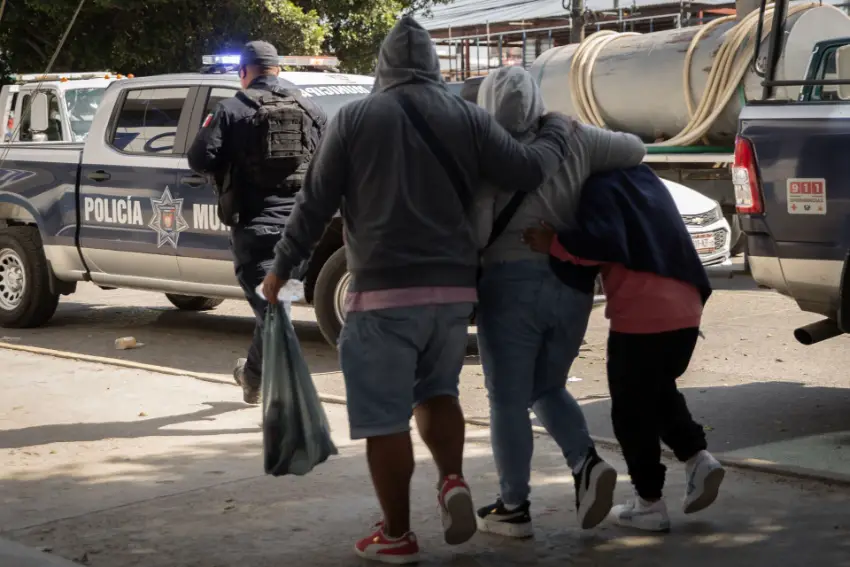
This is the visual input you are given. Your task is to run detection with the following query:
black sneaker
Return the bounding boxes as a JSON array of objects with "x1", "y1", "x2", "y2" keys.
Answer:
[
  {"x1": 475, "y1": 499, "x2": 533, "y2": 539},
  {"x1": 233, "y1": 358, "x2": 260, "y2": 405},
  {"x1": 573, "y1": 447, "x2": 617, "y2": 529}
]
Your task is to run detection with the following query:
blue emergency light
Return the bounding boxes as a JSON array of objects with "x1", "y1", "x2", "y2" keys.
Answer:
[
  {"x1": 202, "y1": 54, "x2": 241, "y2": 66},
  {"x1": 201, "y1": 54, "x2": 340, "y2": 68}
]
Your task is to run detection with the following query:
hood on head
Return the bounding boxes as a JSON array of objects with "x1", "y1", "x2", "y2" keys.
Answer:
[
  {"x1": 477, "y1": 66, "x2": 545, "y2": 139},
  {"x1": 373, "y1": 15, "x2": 444, "y2": 93}
]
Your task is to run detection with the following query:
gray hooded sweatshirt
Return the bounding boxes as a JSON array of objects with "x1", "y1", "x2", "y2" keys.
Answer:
[
  {"x1": 475, "y1": 67, "x2": 647, "y2": 266},
  {"x1": 272, "y1": 16, "x2": 574, "y2": 292}
]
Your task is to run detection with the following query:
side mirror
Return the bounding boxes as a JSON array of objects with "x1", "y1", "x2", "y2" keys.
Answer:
[
  {"x1": 835, "y1": 44, "x2": 850, "y2": 101},
  {"x1": 29, "y1": 92, "x2": 50, "y2": 132}
]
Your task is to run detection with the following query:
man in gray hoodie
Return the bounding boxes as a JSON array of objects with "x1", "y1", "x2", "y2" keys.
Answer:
[
  {"x1": 473, "y1": 66, "x2": 646, "y2": 537},
  {"x1": 262, "y1": 15, "x2": 574, "y2": 564}
]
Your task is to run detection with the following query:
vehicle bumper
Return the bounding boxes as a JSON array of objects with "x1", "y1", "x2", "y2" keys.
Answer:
[
  {"x1": 746, "y1": 233, "x2": 843, "y2": 319},
  {"x1": 687, "y1": 217, "x2": 732, "y2": 267}
]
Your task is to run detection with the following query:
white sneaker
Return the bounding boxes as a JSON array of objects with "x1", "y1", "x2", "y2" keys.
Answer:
[
  {"x1": 610, "y1": 497, "x2": 671, "y2": 532},
  {"x1": 683, "y1": 450, "x2": 725, "y2": 514}
]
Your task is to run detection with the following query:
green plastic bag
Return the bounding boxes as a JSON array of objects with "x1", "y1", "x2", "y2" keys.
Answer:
[{"x1": 261, "y1": 303, "x2": 338, "y2": 476}]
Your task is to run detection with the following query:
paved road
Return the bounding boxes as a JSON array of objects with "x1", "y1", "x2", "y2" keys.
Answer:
[
  {"x1": 1, "y1": 351, "x2": 848, "y2": 567},
  {"x1": 2, "y1": 269, "x2": 848, "y2": 476}
]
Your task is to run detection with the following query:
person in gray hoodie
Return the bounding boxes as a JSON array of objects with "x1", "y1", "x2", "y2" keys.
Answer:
[
  {"x1": 261, "y1": 16, "x2": 575, "y2": 564},
  {"x1": 473, "y1": 66, "x2": 647, "y2": 536}
]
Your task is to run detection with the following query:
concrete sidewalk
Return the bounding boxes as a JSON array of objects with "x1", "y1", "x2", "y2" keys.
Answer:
[
  {"x1": 1, "y1": 350, "x2": 849, "y2": 567},
  {"x1": 0, "y1": 537, "x2": 80, "y2": 567}
]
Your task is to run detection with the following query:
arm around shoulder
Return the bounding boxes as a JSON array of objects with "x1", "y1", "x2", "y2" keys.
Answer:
[
  {"x1": 476, "y1": 109, "x2": 572, "y2": 193},
  {"x1": 582, "y1": 124, "x2": 647, "y2": 172}
]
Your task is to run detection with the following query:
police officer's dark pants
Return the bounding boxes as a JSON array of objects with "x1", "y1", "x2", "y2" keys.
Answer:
[{"x1": 230, "y1": 224, "x2": 282, "y2": 389}]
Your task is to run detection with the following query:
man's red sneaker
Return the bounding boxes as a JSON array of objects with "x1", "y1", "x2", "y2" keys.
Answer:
[
  {"x1": 438, "y1": 474, "x2": 477, "y2": 545},
  {"x1": 354, "y1": 523, "x2": 421, "y2": 564}
]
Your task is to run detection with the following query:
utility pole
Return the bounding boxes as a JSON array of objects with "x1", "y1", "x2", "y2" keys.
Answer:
[{"x1": 570, "y1": 0, "x2": 585, "y2": 44}]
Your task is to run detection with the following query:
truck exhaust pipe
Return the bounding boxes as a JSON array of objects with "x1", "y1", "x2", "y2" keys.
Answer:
[{"x1": 793, "y1": 319, "x2": 844, "y2": 345}]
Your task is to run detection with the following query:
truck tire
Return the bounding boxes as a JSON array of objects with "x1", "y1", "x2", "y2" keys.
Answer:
[
  {"x1": 0, "y1": 226, "x2": 60, "y2": 328},
  {"x1": 165, "y1": 294, "x2": 224, "y2": 311},
  {"x1": 314, "y1": 247, "x2": 348, "y2": 346}
]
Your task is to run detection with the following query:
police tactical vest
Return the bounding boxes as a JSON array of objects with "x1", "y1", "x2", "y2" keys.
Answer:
[{"x1": 236, "y1": 86, "x2": 318, "y2": 195}]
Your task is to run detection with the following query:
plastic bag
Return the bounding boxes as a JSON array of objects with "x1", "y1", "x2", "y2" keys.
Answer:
[
  {"x1": 256, "y1": 280, "x2": 304, "y2": 319},
  {"x1": 261, "y1": 302, "x2": 338, "y2": 476}
]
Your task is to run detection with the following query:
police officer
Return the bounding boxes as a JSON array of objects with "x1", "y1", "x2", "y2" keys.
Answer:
[{"x1": 188, "y1": 41, "x2": 327, "y2": 404}]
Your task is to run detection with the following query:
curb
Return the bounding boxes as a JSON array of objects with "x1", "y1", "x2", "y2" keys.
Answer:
[
  {"x1": 3, "y1": 341, "x2": 849, "y2": 488},
  {"x1": 0, "y1": 537, "x2": 81, "y2": 567}
]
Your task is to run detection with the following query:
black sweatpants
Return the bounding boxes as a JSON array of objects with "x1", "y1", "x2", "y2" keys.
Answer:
[{"x1": 607, "y1": 327, "x2": 707, "y2": 500}]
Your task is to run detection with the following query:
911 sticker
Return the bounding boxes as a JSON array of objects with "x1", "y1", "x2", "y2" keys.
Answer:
[{"x1": 787, "y1": 178, "x2": 826, "y2": 215}]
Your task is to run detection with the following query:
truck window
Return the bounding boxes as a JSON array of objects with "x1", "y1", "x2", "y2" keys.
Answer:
[
  {"x1": 812, "y1": 49, "x2": 840, "y2": 102},
  {"x1": 19, "y1": 89, "x2": 63, "y2": 142},
  {"x1": 64, "y1": 87, "x2": 106, "y2": 141},
  {"x1": 110, "y1": 87, "x2": 191, "y2": 155},
  {"x1": 201, "y1": 87, "x2": 238, "y2": 125},
  {"x1": 4, "y1": 92, "x2": 19, "y2": 141}
]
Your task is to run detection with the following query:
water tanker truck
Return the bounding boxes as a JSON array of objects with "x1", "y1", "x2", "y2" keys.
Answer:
[{"x1": 516, "y1": 2, "x2": 850, "y2": 255}]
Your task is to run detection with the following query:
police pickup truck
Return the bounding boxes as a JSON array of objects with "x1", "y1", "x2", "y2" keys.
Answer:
[
  {"x1": 0, "y1": 55, "x2": 371, "y2": 345},
  {"x1": 736, "y1": 3, "x2": 850, "y2": 346},
  {"x1": 1, "y1": 72, "x2": 122, "y2": 143}
]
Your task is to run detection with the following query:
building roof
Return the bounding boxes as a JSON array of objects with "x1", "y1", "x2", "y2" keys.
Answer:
[{"x1": 417, "y1": 0, "x2": 734, "y2": 31}]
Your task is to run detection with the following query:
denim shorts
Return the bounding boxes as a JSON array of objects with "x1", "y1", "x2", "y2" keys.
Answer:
[{"x1": 338, "y1": 302, "x2": 474, "y2": 439}]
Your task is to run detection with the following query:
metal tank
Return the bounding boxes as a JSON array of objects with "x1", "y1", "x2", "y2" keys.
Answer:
[{"x1": 530, "y1": 6, "x2": 850, "y2": 146}]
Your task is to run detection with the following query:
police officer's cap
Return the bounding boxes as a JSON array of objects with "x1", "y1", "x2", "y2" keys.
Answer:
[{"x1": 240, "y1": 41, "x2": 280, "y2": 68}]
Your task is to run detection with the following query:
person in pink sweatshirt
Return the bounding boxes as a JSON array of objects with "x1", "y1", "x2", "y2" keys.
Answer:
[{"x1": 521, "y1": 165, "x2": 725, "y2": 533}]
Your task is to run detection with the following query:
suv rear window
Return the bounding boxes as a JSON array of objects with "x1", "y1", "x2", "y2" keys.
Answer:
[{"x1": 110, "y1": 87, "x2": 191, "y2": 155}]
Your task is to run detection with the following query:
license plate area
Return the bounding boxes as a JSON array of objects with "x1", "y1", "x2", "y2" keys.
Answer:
[{"x1": 692, "y1": 232, "x2": 715, "y2": 254}]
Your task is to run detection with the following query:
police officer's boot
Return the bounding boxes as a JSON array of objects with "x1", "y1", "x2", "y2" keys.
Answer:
[{"x1": 233, "y1": 358, "x2": 261, "y2": 405}]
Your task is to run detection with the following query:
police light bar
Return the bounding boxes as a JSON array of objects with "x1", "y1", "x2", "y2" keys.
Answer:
[
  {"x1": 202, "y1": 54, "x2": 339, "y2": 68},
  {"x1": 202, "y1": 54, "x2": 241, "y2": 66},
  {"x1": 278, "y1": 55, "x2": 339, "y2": 68},
  {"x1": 15, "y1": 72, "x2": 118, "y2": 83}
]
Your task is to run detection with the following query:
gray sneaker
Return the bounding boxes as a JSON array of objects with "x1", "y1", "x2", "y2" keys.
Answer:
[{"x1": 232, "y1": 358, "x2": 260, "y2": 405}]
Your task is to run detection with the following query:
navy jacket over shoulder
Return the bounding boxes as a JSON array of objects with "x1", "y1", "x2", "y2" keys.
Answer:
[{"x1": 556, "y1": 164, "x2": 712, "y2": 305}]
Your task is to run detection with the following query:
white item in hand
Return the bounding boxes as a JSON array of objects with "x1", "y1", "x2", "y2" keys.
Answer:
[{"x1": 256, "y1": 280, "x2": 304, "y2": 319}]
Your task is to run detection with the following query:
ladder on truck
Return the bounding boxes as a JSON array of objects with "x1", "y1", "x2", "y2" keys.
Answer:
[{"x1": 756, "y1": 0, "x2": 850, "y2": 98}]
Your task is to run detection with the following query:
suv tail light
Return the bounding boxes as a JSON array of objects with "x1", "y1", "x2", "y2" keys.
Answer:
[{"x1": 733, "y1": 136, "x2": 763, "y2": 214}]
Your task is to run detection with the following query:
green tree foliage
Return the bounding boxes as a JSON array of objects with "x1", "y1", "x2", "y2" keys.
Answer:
[
  {"x1": 0, "y1": 0, "x2": 447, "y2": 76},
  {"x1": 296, "y1": 0, "x2": 449, "y2": 74}
]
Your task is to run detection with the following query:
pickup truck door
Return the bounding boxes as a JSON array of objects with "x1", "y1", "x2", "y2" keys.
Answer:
[
  {"x1": 77, "y1": 85, "x2": 199, "y2": 287},
  {"x1": 173, "y1": 86, "x2": 241, "y2": 292}
]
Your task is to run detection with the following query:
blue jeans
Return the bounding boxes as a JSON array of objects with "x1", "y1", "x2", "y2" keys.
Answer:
[
  {"x1": 477, "y1": 260, "x2": 594, "y2": 506},
  {"x1": 339, "y1": 303, "x2": 474, "y2": 440}
]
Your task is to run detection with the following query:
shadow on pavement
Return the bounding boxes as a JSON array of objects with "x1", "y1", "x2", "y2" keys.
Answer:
[
  {"x1": 0, "y1": 402, "x2": 256, "y2": 450},
  {"x1": 2, "y1": 301, "x2": 341, "y2": 376},
  {"x1": 1, "y1": 425, "x2": 848, "y2": 566},
  {"x1": 543, "y1": 380, "x2": 850, "y2": 453}
]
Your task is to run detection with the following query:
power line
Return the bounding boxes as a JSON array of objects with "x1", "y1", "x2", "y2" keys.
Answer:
[
  {"x1": 45, "y1": 0, "x2": 88, "y2": 74},
  {"x1": 1, "y1": 0, "x2": 88, "y2": 165}
]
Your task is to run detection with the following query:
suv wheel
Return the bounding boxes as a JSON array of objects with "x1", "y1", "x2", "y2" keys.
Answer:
[
  {"x1": 165, "y1": 294, "x2": 224, "y2": 311},
  {"x1": 314, "y1": 247, "x2": 348, "y2": 346},
  {"x1": 0, "y1": 226, "x2": 60, "y2": 328}
]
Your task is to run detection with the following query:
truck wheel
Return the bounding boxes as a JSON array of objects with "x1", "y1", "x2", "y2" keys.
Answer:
[
  {"x1": 314, "y1": 247, "x2": 348, "y2": 347},
  {"x1": 165, "y1": 294, "x2": 224, "y2": 311},
  {"x1": 0, "y1": 226, "x2": 60, "y2": 328}
]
